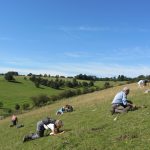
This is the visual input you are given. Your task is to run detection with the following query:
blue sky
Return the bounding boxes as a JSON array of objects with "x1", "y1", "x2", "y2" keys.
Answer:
[{"x1": 0, "y1": 0, "x2": 150, "y2": 77}]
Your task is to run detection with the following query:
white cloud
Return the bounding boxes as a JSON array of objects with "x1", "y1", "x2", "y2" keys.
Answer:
[
  {"x1": 64, "y1": 51, "x2": 90, "y2": 58},
  {"x1": 1, "y1": 63, "x2": 150, "y2": 77},
  {"x1": 64, "y1": 52, "x2": 82, "y2": 58},
  {"x1": 59, "y1": 25, "x2": 150, "y2": 33},
  {"x1": 78, "y1": 26, "x2": 110, "y2": 31},
  {"x1": 59, "y1": 26, "x2": 110, "y2": 32}
]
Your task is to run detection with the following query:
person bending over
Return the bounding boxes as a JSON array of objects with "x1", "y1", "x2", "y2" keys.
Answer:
[
  {"x1": 111, "y1": 87, "x2": 135, "y2": 115},
  {"x1": 23, "y1": 117, "x2": 63, "y2": 142}
]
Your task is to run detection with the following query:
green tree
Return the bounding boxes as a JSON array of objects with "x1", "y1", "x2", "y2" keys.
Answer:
[
  {"x1": 15, "y1": 104, "x2": 20, "y2": 110},
  {"x1": 4, "y1": 72, "x2": 15, "y2": 81},
  {"x1": 22, "y1": 103, "x2": 30, "y2": 110},
  {"x1": 0, "y1": 102, "x2": 3, "y2": 108}
]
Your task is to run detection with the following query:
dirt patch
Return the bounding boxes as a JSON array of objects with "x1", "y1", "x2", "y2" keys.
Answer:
[{"x1": 116, "y1": 133, "x2": 138, "y2": 141}]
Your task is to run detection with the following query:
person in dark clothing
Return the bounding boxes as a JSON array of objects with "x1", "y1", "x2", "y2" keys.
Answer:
[
  {"x1": 10, "y1": 114, "x2": 18, "y2": 126},
  {"x1": 65, "y1": 104, "x2": 73, "y2": 112},
  {"x1": 23, "y1": 117, "x2": 63, "y2": 142},
  {"x1": 10, "y1": 114, "x2": 24, "y2": 128}
]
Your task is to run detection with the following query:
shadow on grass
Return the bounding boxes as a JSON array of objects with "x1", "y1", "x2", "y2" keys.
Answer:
[
  {"x1": 9, "y1": 80, "x2": 22, "y2": 84},
  {"x1": 91, "y1": 124, "x2": 108, "y2": 132},
  {"x1": 63, "y1": 129, "x2": 72, "y2": 132},
  {"x1": 38, "y1": 87, "x2": 45, "y2": 89},
  {"x1": 116, "y1": 133, "x2": 138, "y2": 141}
]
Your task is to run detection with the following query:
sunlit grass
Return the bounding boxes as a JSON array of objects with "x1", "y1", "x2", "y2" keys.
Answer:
[{"x1": 0, "y1": 83, "x2": 150, "y2": 149}]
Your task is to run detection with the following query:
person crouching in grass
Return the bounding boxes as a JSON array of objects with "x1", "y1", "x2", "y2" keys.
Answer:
[
  {"x1": 111, "y1": 87, "x2": 136, "y2": 115},
  {"x1": 23, "y1": 117, "x2": 64, "y2": 142}
]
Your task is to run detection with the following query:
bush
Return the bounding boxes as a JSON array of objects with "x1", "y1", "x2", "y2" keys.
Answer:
[
  {"x1": 0, "y1": 102, "x2": 3, "y2": 108},
  {"x1": 50, "y1": 95, "x2": 59, "y2": 101},
  {"x1": 75, "y1": 89, "x2": 82, "y2": 95},
  {"x1": 82, "y1": 87, "x2": 89, "y2": 94},
  {"x1": 88, "y1": 87, "x2": 95, "y2": 93},
  {"x1": 31, "y1": 94, "x2": 50, "y2": 107},
  {"x1": 103, "y1": 82, "x2": 111, "y2": 89},
  {"x1": 59, "y1": 90, "x2": 76, "y2": 98},
  {"x1": 4, "y1": 73, "x2": 15, "y2": 81},
  {"x1": 15, "y1": 104, "x2": 20, "y2": 110},
  {"x1": 4, "y1": 108, "x2": 12, "y2": 114},
  {"x1": 22, "y1": 103, "x2": 30, "y2": 110},
  {"x1": 35, "y1": 82, "x2": 40, "y2": 88}
]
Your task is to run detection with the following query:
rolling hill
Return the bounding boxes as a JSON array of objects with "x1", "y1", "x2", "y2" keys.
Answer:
[
  {"x1": 0, "y1": 83, "x2": 150, "y2": 150},
  {"x1": 0, "y1": 75, "x2": 126, "y2": 114}
]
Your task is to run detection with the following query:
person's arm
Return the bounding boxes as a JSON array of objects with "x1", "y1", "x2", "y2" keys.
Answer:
[
  {"x1": 44, "y1": 123, "x2": 64, "y2": 135},
  {"x1": 122, "y1": 93, "x2": 133, "y2": 107},
  {"x1": 44, "y1": 124, "x2": 56, "y2": 135},
  {"x1": 122, "y1": 92, "x2": 128, "y2": 105},
  {"x1": 16, "y1": 117, "x2": 18, "y2": 123}
]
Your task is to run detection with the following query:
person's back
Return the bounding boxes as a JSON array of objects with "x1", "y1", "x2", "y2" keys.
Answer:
[
  {"x1": 112, "y1": 91, "x2": 127, "y2": 105},
  {"x1": 37, "y1": 117, "x2": 54, "y2": 133},
  {"x1": 11, "y1": 115, "x2": 18, "y2": 126},
  {"x1": 138, "y1": 80, "x2": 144, "y2": 88},
  {"x1": 23, "y1": 117, "x2": 63, "y2": 142},
  {"x1": 12, "y1": 115, "x2": 17, "y2": 121},
  {"x1": 42, "y1": 117, "x2": 55, "y2": 125}
]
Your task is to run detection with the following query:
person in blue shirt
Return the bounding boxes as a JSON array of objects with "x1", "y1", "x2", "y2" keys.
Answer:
[
  {"x1": 111, "y1": 87, "x2": 135, "y2": 115},
  {"x1": 56, "y1": 107, "x2": 66, "y2": 115},
  {"x1": 56, "y1": 105, "x2": 73, "y2": 115}
]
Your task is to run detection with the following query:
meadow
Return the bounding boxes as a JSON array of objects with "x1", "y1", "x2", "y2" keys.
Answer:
[
  {"x1": 0, "y1": 75, "x2": 125, "y2": 110},
  {"x1": 0, "y1": 83, "x2": 150, "y2": 150}
]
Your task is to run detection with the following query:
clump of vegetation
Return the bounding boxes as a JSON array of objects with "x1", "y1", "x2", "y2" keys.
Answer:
[
  {"x1": 22, "y1": 103, "x2": 30, "y2": 110},
  {"x1": 31, "y1": 94, "x2": 50, "y2": 107},
  {"x1": 15, "y1": 104, "x2": 20, "y2": 111},
  {"x1": 4, "y1": 72, "x2": 15, "y2": 81}
]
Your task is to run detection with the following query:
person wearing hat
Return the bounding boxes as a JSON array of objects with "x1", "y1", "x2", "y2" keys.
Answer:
[
  {"x1": 111, "y1": 87, "x2": 135, "y2": 115},
  {"x1": 23, "y1": 117, "x2": 63, "y2": 142}
]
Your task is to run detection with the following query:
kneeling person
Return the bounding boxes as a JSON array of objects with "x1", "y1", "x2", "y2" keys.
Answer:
[
  {"x1": 23, "y1": 117, "x2": 63, "y2": 142},
  {"x1": 111, "y1": 87, "x2": 135, "y2": 115}
]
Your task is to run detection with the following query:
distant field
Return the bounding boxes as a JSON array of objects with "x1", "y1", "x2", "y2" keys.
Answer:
[
  {"x1": 0, "y1": 75, "x2": 127, "y2": 111},
  {"x1": 0, "y1": 83, "x2": 150, "y2": 150},
  {"x1": 0, "y1": 76, "x2": 62, "y2": 108}
]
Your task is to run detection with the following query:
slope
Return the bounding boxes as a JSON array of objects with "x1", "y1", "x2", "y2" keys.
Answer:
[{"x1": 0, "y1": 83, "x2": 150, "y2": 150}]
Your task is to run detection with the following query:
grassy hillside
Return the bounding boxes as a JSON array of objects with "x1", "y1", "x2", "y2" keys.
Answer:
[
  {"x1": 0, "y1": 75, "x2": 125, "y2": 109},
  {"x1": 0, "y1": 83, "x2": 150, "y2": 150}
]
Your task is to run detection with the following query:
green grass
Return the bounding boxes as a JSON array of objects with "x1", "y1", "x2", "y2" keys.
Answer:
[
  {"x1": 0, "y1": 76, "x2": 62, "y2": 108},
  {"x1": 0, "y1": 83, "x2": 150, "y2": 149},
  {"x1": 0, "y1": 75, "x2": 125, "y2": 109}
]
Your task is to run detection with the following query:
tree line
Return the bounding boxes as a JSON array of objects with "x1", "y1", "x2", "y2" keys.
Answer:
[
  {"x1": 75, "y1": 74, "x2": 150, "y2": 82},
  {"x1": 3, "y1": 71, "x2": 150, "y2": 82},
  {"x1": 29, "y1": 75, "x2": 94, "y2": 89}
]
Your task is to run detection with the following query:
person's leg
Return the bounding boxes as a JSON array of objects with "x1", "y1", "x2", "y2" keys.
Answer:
[
  {"x1": 16, "y1": 124, "x2": 24, "y2": 128},
  {"x1": 122, "y1": 106, "x2": 131, "y2": 112},
  {"x1": 112, "y1": 104, "x2": 127, "y2": 114},
  {"x1": 23, "y1": 130, "x2": 45, "y2": 142},
  {"x1": 23, "y1": 133, "x2": 40, "y2": 142},
  {"x1": 111, "y1": 104, "x2": 116, "y2": 115},
  {"x1": 12, "y1": 120, "x2": 17, "y2": 126},
  {"x1": 31, "y1": 133, "x2": 40, "y2": 139},
  {"x1": 115, "y1": 106, "x2": 126, "y2": 113},
  {"x1": 111, "y1": 104, "x2": 124, "y2": 114}
]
